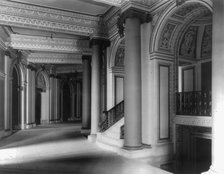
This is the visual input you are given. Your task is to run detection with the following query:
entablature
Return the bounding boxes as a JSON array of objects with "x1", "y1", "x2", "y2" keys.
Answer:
[
  {"x1": 8, "y1": 34, "x2": 91, "y2": 54},
  {"x1": 27, "y1": 52, "x2": 82, "y2": 64}
]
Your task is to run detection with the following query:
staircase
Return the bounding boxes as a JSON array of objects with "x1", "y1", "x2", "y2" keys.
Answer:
[{"x1": 96, "y1": 101, "x2": 124, "y2": 150}]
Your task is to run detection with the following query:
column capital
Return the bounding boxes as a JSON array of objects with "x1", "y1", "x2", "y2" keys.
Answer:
[
  {"x1": 90, "y1": 38, "x2": 110, "y2": 49},
  {"x1": 117, "y1": 7, "x2": 152, "y2": 37},
  {"x1": 49, "y1": 74, "x2": 56, "y2": 78}
]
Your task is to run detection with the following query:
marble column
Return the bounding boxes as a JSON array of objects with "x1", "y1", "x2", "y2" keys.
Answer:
[
  {"x1": 82, "y1": 55, "x2": 91, "y2": 130},
  {"x1": 118, "y1": 8, "x2": 151, "y2": 149},
  {"x1": 204, "y1": 1, "x2": 224, "y2": 173},
  {"x1": 90, "y1": 39, "x2": 110, "y2": 135}
]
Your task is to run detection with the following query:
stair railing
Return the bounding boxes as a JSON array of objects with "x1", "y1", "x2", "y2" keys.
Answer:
[{"x1": 100, "y1": 100, "x2": 124, "y2": 132}]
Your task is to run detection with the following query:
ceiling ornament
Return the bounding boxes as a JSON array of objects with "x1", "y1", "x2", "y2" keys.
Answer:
[
  {"x1": 179, "y1": 26, "x2": 198, "y2": 58},
  {"x1": 9, "y1": 34, "x2": 91, "y2": 54},
  {"x1": 159, "y1": 23, "x2": 177, "y2": 51}
]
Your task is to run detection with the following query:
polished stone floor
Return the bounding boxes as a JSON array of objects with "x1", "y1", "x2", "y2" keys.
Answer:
[{"x1": 0, "y1": 123, "x2": 171, "y2": 174}]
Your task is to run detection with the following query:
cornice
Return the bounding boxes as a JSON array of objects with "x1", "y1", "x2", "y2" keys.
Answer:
[
  {"x1": 0, "y1": 1, "x2": 103, "y2": 37},
  {"x1": 27, "y1": 53, "x2": 82, "y2": 64},
  {"x1": 9, "y1": 34, "x2": 91, "y2": 54},
  {"x1": 174, "y1": 115, "x2": 212, "y2": 127}
]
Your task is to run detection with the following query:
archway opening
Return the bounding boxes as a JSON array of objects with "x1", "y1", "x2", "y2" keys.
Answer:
[
  {"x1": 12, "y1": 67, "x2": 21, "y2": 130},
  {"x1": 173, "y1": 3, "x2": 212, "y2": 174}
]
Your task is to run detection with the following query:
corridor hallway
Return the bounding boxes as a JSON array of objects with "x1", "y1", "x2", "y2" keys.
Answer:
[{"x1": 0, "y1": 123, "x2": 171, "y2": 174}]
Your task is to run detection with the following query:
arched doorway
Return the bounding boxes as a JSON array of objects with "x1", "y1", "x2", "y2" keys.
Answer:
[
  {"x1": 62, "y1": 82, "x2": 71, "y2": 121},
  {"x1": 12, "y1": 67, "x2": 21, "y2": 130}
]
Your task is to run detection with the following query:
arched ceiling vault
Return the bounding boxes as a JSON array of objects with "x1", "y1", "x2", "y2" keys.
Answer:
[{"x1": 151, "y1": 0, "x2": 212, "y2": 62}]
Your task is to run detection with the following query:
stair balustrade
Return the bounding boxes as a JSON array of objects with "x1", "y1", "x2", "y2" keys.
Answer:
[
  {"x1": 100, "y1": 100, "x2": 124, "y2": 132},
  {"x1": 176, "y1": 91, "x2": 211, "y2": 116}
]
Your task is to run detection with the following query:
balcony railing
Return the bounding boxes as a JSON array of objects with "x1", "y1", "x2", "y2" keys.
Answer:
[
  {"x1": 100, "y1": 100, "x2": 124, "y2": 132},
  {"x1": 176, "y1": 91, "x2": 211, "y2": 116}
]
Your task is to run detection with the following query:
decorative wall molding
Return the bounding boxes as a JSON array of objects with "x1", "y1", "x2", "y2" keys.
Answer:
[
  {"x1": 9, "y1": 34, "x2": 91, "y2": 54},
  {"x1": 0, "y1": 1, "x2": 101, "y2": 36},
  {"x1": 174, "y1": 115, "x2": 212, "y2": 127},
  {"x1": 27, "y1": 53, "x2": 82, "y2": 64}
]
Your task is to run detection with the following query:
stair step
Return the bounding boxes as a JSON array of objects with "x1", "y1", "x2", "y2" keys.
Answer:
[
  {"x1": 97, "y1": 132, "x2": 124, "y2": 147},
  {"x1": 104, "y1": 130, "x2": 121, "y2": 139}
]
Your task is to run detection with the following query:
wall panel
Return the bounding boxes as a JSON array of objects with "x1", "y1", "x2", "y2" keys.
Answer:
[{"x1": 159, "y1": 65, "x2": 170, "y2": 140}]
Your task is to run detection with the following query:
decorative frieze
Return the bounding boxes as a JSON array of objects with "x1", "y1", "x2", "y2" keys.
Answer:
[
  {"x1": 27, "y1": 53, "x2": 82, "y2": 64},
  {"x1": 9, "y1": 34, "x2": 91, "y2": 54}
]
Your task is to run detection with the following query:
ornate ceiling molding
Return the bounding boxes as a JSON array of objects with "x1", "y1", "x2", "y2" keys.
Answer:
[
  {"x1": 9, "y1": 34, "x2": 91, "y2": 54},
  {"x1": 0, "y1": 1, "x2": 101, "y2": 36},
  {"x1": 27, "y1": 53, "x2": 82, "y2": 64}
]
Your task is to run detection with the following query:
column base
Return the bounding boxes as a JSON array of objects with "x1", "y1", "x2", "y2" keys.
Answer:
[
  {"x1": 25, "y1": 123, "x2": 36, "y2": 129},
  {"x1": 123, "y1": 145, "x2": 144, "y2": 150},
  {"x1": 81, "y1": 128, "x2": 90, "y2": 134},
  {"x1": 88, "y1": 134, "x2": 97, "y2": 142}
]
